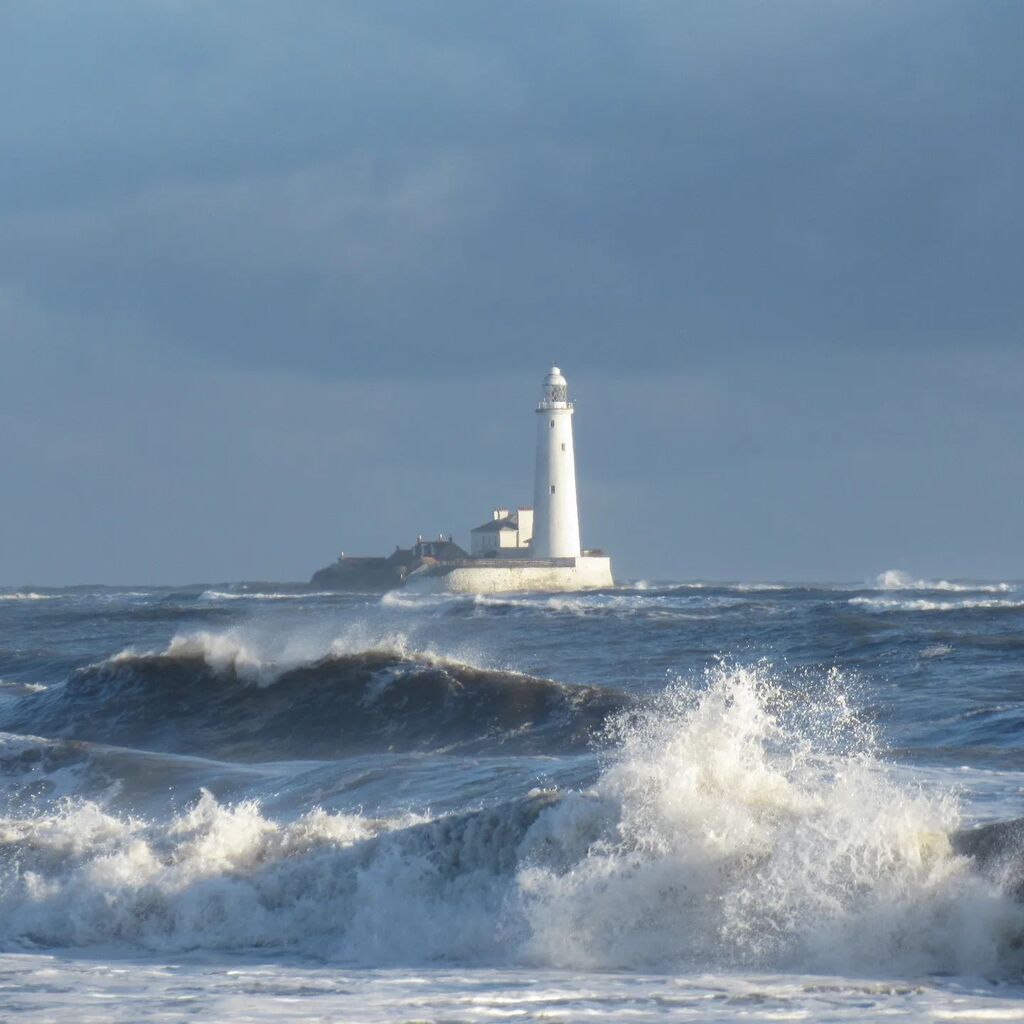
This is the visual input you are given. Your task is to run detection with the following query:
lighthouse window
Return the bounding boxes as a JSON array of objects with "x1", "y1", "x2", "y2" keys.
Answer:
[
  {"x1": 550, "y1": 485, "x2": 556, "y2": 494},
  {"x1": 550, "y1": 419, "x2": 555, "y2": 428},
  {"x1": 561, "y1": 443, "x2": 566, "y2": 451}
]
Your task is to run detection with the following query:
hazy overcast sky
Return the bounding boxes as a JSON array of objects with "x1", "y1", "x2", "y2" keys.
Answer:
[{"x1": 2, "y1": 1, "x2": 1022, "y2": 584}]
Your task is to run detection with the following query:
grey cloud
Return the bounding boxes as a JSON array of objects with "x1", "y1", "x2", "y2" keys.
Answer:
[
  {"x1": 2, "y1": 1, "x2": 1022, "y2": 379},
  {"x1": 2, "y1": 2, "x2": 1023, "y2": 582}
]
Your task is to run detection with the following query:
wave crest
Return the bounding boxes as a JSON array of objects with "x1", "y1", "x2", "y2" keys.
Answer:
[
  {"x1": 519, "y1": 663, "x2": 1024, "y2": 974},
  {"x1": 874, "y1": 570, "x2": 1012, "y2": 593},
  {"x1": 0, "y1": 636, "x2": 626, "y2": 760},
  {"x1": 0, "y1": 664, "x2": 1021, "y2": 975},
  {"x1": 852, "y1": 596, "x2": 1024, "y2": 613}
]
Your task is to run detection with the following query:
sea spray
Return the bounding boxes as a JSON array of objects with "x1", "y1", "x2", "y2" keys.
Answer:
[
  {"x1": 518, "y1": 662, "x2": 1024, "y2": 975},
  {"x1": 0, "y1": 791, "x2": 538, "y2": 960},
  {"x1": 6, "y1": 579, "x2": 1024, "y2": 1019},
  {"x1": 1, "y1": 662, "x2": 1021, "y2": 975},
  {"x1": 874, "y1": 570, "x2": 1013, "y2": 593}
]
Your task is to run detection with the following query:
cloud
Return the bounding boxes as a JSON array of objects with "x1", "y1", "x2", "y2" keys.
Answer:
[
  {"x1": 1, "y1": 2, "x2": 1022, "y2": 581},
  {"x1": 2, "y1": 1, "x2": 1022, "y2": 381}
]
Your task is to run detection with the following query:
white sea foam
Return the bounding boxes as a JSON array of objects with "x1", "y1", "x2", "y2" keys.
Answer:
[
  {"x1": 0, "y1": 956, "x2": 1021, "y2": 1024},
  {"x1": 852, "y1": 597, "x2": 1024, "y2": 613},
  {"x1": 0, "y1": 663, "x2": 1020, "y2": 976},
  {"x1": 0, "y1": 679, "x2": 48, "y2": 693},
  {"x1": 383, "y1": 591, "x2": 611, "y2": 617},
  {"x1": 200, "y1": 590, "x2": 337, "y2": 601},
  {"x1": 380, "y1": 590, "x2": 469, "y2": 610},
  {"x1": 464, "y1": 591, "x2": 742, "y2": 621},
  {"x1": 874, "y1": 570, "x2": 1012, "y2": 593},
  {"x1": 472, "y1": 593, "x2": 617, "y2": 616},
  {"x1": 0, "y1": 592, "x2": 59, "y2": 601},
  {"x1": 519, "y1": 664, "x2": 1024, "y2": 975},
  {"x1": 108, "y1": 623, "x2": 496, "y2": 688},
  {"x1": 109, "y1": 631, "x2": 311, "y2": 686}
]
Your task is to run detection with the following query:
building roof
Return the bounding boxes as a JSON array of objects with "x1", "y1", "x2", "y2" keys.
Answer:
[
  {"x1": 471, "y1": 517, "x2": 518, "y2": 534},
  {"x1": 412, "y1": 539, "x2": 469, "y2": 559}
]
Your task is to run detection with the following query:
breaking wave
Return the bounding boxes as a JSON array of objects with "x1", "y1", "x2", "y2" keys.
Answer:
[
  {"x1": 0, "y1": 663, "x2": 1020, "y2": 974},
  {"x1": 200, "y1": 591, "x2": 338, "y2": 602},
  {"x1": 465, "y1": 591, "x2": 746, "y2": 620},
  {"x1": 874, "y1": 570, "x2": 1013, "y2": 593},
  {"x1": 0, "y1": 680, "x2": 48, "y2": 696},
  {"x1": 0, "y1": 632, "x2": 625, "y2": 760},
  {"x1": 851, "y1": 596, "x2": 1024, "y2": 613}
]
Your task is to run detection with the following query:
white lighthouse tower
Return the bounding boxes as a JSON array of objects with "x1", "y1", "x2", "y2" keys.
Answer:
[
  {"x1": 402, "y1": 364, "x2": 613, "y2": 593},
  {"x1": 531, "y1": 366, "x2": 581, "y2": 559}
]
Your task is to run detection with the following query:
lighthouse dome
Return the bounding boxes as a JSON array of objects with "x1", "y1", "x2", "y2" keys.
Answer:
[{"x1": 539, "y1": 366, "x2": 570, "y2": 408}]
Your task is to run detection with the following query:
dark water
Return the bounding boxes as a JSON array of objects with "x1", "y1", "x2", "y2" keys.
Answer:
[{"x1": 1, "y1": 577, "x2": 1023, "y2": 1020}]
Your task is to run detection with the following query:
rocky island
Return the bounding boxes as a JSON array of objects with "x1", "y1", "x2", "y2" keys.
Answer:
[{"x1": 310, "y1": 536, "x2": 468, "y2": 592}]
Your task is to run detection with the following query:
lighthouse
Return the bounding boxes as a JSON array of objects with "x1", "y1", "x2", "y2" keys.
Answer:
[
  {"x1": 402, "y1": 364, "x2": 613, "y2": 592},
  {"x1": 531, "y1": 366, "x2": 581, "y2": 559}
]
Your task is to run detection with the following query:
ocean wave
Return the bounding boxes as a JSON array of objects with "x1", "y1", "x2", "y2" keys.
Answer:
[
  {"x1": 112, "y1": 628, "x2": 491, "y2": 686},
  {"x1": 471, "y1": 593, "x2": 620, "y2": 616},
  {"x1": 200, "y1": 590, "x2": 338, "y2": 602},
  {"x1": 630, "y1": 582, "x2": 806, "y2": 595},
  {"x1": 384, "y1": 587, "x2": 766, "y2": 622},
  {"x1": 464, "y1": 591, "x2": 747, "y2": 620},
  {"x1": 851, "y1": 597, "x2": 1024, "y2": 613},
  {"x1": 0, "y1": 663, "x2": 1020, "y2": 974},
  {"x1": 0, "y1": 592, "x2": 61, "y2": 602},
  {"x1": 952, "y1": 819, "x2": 1024, "y2": 901},
  {"x1": 0, "y1": 636, "x2": 626, "y2": 760},
  {"x1": 0, "y1": 732, "x2": 303, "y2": 815},
  {"x1": 0, "y1": 731, "x2": 597, "y2": 825},
  {"x1": 381, "y1": 591, "x2": 617, "y2": 616},
  {"x1": 874, "y1": 570, "x2": 1012, "y2": 593},
  {"x1": 0, "y1": 680, "x2": 47, "y2": 695},
  {"x1": 379, "y1": 590, "x2": 469, "y2": 610}
]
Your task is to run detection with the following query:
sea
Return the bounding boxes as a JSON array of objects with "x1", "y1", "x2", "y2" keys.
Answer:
[{"x1": 1, "y1": 571, "x2": 1023, "y2": 1022}]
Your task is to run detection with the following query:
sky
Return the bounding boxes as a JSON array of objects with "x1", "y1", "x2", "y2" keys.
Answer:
[{"x1": 1, "y1": 0, "x2": 1022, "y2": 584}]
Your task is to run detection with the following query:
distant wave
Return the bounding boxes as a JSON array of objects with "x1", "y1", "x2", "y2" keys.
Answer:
[
  {"x1": 630, "y1": 582, "x2": 805, "y2": 594},
  {"x1": 382, "y1": 585, "x2": 759, "y2": 617},
  {"x1": 0, "y1": 635, "x2": 626, "y2": 760},
  {"x1": 384, "y1": 590, "x2": 706, "y2": 620},
  {"x1": 851, "y1": 596, "x2": 1024, "y2": 613},
  {"x1": 471, "y1": 593, "x2": 623, "y2": 616},
  {"x1": 0, "y1": 663, "x2": 1020, "y2": 974},
  {"x1": 392, "y1": 591, "x2": 746, "y2": 620},
  {"x1": 200, "y1": 590, "x2": 338, "y2": 601},
  {"x1": 379, "y1": 590, "x2": 467, "y2": 610},
  {"x1": 874, "y1": 570, "x2": 1012, "y2": 593},
  {"x1": 0, "y1": 592, "x2": 60, "y2": 602},
  {"x1": 381, "y1": 591, "x2": 617, "y2": 616}
]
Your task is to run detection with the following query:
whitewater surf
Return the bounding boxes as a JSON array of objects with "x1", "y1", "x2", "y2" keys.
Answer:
[{"x1": 1, "y1": 579, "x2": 1023, "y2": 1021}]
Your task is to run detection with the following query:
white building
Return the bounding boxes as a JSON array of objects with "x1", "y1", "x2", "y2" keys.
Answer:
[{"x1": 470, "y1": 508, "x2": 533, "y2": 556}]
